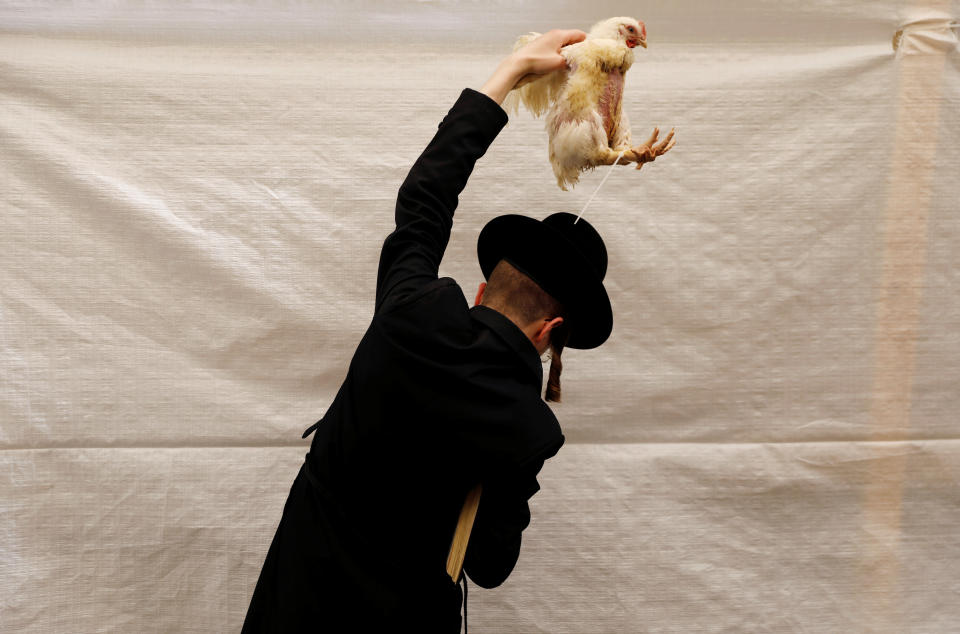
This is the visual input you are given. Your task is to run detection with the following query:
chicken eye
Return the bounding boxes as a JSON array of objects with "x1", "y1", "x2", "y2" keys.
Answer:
[{"x1": 627, "y1": 26, "x2": 635, "y2": 33}]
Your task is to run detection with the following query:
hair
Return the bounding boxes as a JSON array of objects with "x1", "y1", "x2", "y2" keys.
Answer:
[
  {"x1": 544, "y1": 321, "x2": 569, "y2": 402},
  {"x1": 481, "y1": 259, "x2": 569, "y2": 402}
]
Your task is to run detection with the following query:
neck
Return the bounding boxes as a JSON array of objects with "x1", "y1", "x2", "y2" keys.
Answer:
[{"x1": 481, "y1": 304, "x2": 542, "y2": 351}]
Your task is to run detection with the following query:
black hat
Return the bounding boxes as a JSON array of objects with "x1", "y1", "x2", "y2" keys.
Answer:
[{"x1": 477, "y1": 212, "x2": 612, "y2": 350}]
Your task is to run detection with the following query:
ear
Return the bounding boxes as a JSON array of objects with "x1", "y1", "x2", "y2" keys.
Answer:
[
  {"x1": 533, "y1": 316, "x2": 564, "y2": 346},
  {"x1": 474, "y1": 282, "x2": 487, "y2": 307}
]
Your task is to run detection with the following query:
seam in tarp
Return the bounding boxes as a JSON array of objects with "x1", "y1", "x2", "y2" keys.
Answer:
[{"x1": 3, "y1": 438, "x2": 960, "y2": 451}]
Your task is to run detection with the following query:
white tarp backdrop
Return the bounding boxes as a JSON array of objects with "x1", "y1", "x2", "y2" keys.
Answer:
[{"x1": 2, "y1": 1, "x2": 958, "y2": 632}]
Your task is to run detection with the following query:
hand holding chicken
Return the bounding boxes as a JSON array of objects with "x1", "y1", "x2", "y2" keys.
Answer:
[{"x1": 502, "y1": 18, "x2": 677, "y2": 190}]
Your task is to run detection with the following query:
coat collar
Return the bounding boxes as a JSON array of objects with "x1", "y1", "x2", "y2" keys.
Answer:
[{"x1": 469, "y1": 305, "x2": 544, "y2": 388}]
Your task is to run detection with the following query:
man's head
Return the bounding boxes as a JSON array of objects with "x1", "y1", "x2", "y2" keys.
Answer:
[
  {"x1": 476, "y1": 212, "x2": 612, "y2": 350},
  {"x1": 474, "y1": 259, "x2": 569, "y2": 402},
  {"x1": 476, "y1": 211, "x2": 614, "y2": 402}
]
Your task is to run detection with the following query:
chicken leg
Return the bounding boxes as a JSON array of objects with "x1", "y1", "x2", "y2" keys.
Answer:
[{"x1": 594, "y1": 127, "x2": 676, "y2": 170}]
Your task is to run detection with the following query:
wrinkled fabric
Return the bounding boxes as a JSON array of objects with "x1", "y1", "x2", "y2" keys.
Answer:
[{"x1": 2, "y1": 1, "x2": 959, "y2": 632}]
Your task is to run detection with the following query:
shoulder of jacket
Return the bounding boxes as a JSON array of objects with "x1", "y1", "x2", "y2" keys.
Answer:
[
  {"x1": 535, "y1": 398, "x2": 564, "y2": 441},
  {"x1": 377, "y1": 277, "x2": 465, "y2": 316},
  {"x1": 511, "y1": 396, "x2": 565, "y2": 464}
]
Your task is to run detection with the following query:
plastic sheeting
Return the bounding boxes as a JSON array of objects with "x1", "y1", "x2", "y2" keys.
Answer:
[{"x1": 2, "y1": 2, "x2": 959, "y2": 631}]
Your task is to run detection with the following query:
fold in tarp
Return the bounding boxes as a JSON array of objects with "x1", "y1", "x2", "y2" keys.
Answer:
[{"x1": 2, "y1": 2, "x2": 958, "y2": 631}]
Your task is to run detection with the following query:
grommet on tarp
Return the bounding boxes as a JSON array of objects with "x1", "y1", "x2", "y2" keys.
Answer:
[{"x1": 892, "y1": 16, "x2": 959, "y2": 57}]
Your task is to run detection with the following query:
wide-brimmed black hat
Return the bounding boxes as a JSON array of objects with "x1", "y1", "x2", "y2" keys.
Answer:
[{"x1": 477, "y1": 212, "x2": 612, "y2": 350}]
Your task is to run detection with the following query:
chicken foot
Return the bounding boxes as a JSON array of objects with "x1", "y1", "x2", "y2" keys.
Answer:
[
  {"x1": 628, "y1": 127, "x2": 676, "y2": 170},
  {"x1": 595, "y1": 127, "x2": 676, "y2": 170}
]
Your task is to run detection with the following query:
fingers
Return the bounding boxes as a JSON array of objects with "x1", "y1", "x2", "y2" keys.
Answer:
[
  {"x1": 514, "y1": 73, "x2": 538, "y2": 88},
  {"x1": 561, "y1": 29, "x2": 588, "y2": 46},
  {"x1": 514, "y1": 29, "x2": 585, "y2": 77},
  {"x1": 547, "y1": 56, "x2": 570, "y2": 73},
  {"x1": 545, "y1": 29, "x2": 587, "y2": 48}
]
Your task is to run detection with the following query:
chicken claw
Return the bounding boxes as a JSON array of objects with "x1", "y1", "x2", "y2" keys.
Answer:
[{"x1": 630, "y1": 127, "x2": 676, "y2": 170}]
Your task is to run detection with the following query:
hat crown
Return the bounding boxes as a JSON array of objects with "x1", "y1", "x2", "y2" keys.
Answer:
[
  {"x1": 540, "y1": 213, "x2": 608, "y2": 280},
  {"x1": 476, "y1": 212, "x2": 613, "y2": 349}
]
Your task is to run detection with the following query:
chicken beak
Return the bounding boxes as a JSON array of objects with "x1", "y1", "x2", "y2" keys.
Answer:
[{"x1": 638, "y1": 38, "x2": 648, "y2": 49}]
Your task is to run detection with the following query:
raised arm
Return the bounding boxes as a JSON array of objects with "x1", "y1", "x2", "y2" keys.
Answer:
[
  {"x1": 374, "y1": 88, "x2": 507, "y2": 312},
  {"x1": 479, "y1": 29, "x2": 587, "y2": 104},
  {"x1": 374, "y1": 29, "x2": 587, "y2": 312}
]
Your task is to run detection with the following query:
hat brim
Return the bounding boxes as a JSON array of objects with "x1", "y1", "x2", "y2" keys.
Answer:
[{"x1": 477, "y1": 215, "x2": 612, "y2": 350}]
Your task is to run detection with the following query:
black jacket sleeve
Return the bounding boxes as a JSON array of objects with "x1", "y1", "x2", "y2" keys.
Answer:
[
  {"x1": 375, "y1": 88, "x2": 508, "y2": 313},
  {"x1": 462, "y1": 432, "x2": 563, "y2": 588},
  {"x1": 461, "y1": 462, "x2": 541, "y2": 588}
]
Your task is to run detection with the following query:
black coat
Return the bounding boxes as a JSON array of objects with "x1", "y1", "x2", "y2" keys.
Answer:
[{"x1": 242, "y1": 88, "x2": 565, "y2": 632}]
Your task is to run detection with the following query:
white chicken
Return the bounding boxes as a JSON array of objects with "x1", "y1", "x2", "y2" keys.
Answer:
[{"x1": 503, "y1": 17, "x2": 676, "y2": 190}]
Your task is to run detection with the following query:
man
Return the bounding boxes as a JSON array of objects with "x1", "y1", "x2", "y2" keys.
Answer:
[{"x1": 242, "y1": 29, "x2": 614, "y2": 632}]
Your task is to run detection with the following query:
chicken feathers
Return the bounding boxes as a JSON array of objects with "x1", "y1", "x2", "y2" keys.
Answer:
[{"x1": 504, "y1": 17, "x2": 675, "y2": 191}]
